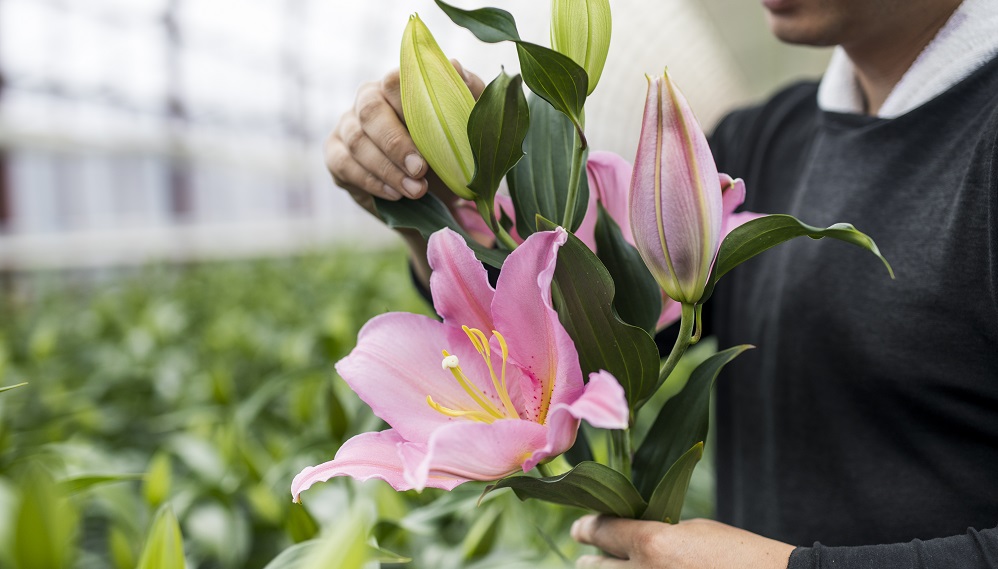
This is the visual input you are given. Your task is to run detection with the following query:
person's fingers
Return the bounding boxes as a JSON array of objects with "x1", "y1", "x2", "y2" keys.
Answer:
[
  {"x1": 325, "y1": 135, "x2": 403, "y2": 202},
  {"x1": 576, "y1": 555, "x2": 631, "y2": 569},
  {"x1": 356, "y1": 81, "x2": 428, "y2": 181},
  {"x1": 336, "y1": 114, "x2": 426, "y2": 198},
  {"x1": 381, "y1": 68, "x2": 405, "y2": 119},
  {"x1": 571, "y1": 516, "x2": 634, "y2": 561}
]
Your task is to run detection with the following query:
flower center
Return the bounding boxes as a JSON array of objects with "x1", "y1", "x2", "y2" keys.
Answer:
[{"x1": 426, "y1": 326, "x2": 521, "y2": 423}]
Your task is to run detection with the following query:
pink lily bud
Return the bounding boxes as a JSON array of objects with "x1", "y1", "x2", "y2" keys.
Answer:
[{"x1": 629, "y1": 70, "x2": 723, "y2": 305}]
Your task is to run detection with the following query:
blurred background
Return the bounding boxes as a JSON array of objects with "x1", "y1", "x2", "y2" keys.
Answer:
[{"x1": 0, "y1": 1, "x2": 830, "y2": 567}]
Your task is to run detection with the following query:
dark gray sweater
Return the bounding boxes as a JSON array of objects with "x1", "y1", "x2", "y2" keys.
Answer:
[{"x1": 708, "y1": 53, "x2": 998, "y2": 567}]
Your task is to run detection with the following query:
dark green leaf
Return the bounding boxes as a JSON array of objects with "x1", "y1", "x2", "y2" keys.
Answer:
[
  {"x1": 59, "y1": 473, "x2": 143, "y2": 495},
  {"x1": 538, "y1": 216, "x2": 659, "y2": 411},
  {"x1": 483, "y1": 461, "x2": 647, "y2": 518},
  {"x1": 633, "y1": 345, "x2": 751, "y2": 498},
  {"x1": 703, "y1": 214, "x2": 894, "y2": 300},
  {"x1": 594, "y1": 205, "x2": 662, "y2": 333},
  {"x1": 375, "y1": 193, "x2": 508, "y2": 268},
  {"x1": 467, "y1": 71, "x2": 529, "y2": 200},
  {"x1": 641, "y1": 443, "x2": 704, "y2": 523},
  {"x1": 508, "y1": 96, "x2": 589, "y2": 235},
  {"x1": 515, "y1": 42, "x2": 588, "y2": 134},
  {"x1": 434, "y1": 0, "x2": 521, "y2": 42}
]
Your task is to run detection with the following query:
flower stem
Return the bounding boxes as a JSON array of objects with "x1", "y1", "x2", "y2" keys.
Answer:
[
  {"x1": 608, "y1": 429, "x2": 632, "y2": 478},
  {"x1": 475, "y1": 196, "x2": 518, "y2": 251},
  {"x1": 561, "y1": 132, "x2": 587, "y2": 229},
  {"x1": 537, "y1": 463, "x2": 555, "y2": 478},
  {"x1": 657, "y1": 303, "x2": 696, "y2": 390}
]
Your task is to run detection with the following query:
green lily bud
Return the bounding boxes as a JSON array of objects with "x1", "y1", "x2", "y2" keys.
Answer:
[
  {"x1": 550, "y1": 0, "x2": 611, "y2": 95},
  {"x1": 400, "y1": 14, "x2": 477, "y2": 200}
]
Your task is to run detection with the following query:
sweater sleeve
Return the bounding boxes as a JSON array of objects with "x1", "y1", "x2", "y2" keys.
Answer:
[{"x1": 788, "y1": 526, "x2": 998, "y2": 569}]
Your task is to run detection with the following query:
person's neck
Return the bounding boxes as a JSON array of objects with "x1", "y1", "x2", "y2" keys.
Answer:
[{"x1": 843, "y1": 3, "x2": 961, "y2": 115}]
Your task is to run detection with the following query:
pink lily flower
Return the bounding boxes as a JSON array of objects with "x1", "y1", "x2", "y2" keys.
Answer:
[
  {"x1": 291, "y1": 227, "x2": 629, "y2": 500},
  {"x1": 629, "y1": 70, "x2": 723, "y2": 306}
]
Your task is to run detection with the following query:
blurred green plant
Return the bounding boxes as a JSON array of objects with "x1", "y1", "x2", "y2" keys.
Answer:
[{"x1": 0, "y1": 248, "x2": 715, "y2": 568}]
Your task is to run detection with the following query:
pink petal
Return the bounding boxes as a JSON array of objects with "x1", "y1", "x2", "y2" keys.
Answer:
[
  {"x1": 656, "y1": 295, "x2": 683, "y2": 331},
  {"x1": 629, "y1": 72, "x2": 723, "y2": 304},
  {"x1": 524, "y1": 370, "x2": 629, "y2": 470},
  {"x1": 576, "y1": 151, "x2": 634, "y2": 251},
  {"x1": 491, "y1": 228, "x2": 584, "y2": 423},
  {"x1": 290, "y1": 430, "x2": 467, "y2": 501},
  {"x1": 402, "y1": 419, "x2": 549, "y2": 491},
  {"x1": 427, "y1": 228, "x2": 495, "y2": 334},
  {"x1": 719, "y1": 175, "x2": 763, "y2": 240},
  {"x1": 719, "y1": 174, "x2": 746, "y2": 218},
  {"x1": 335, "y1": 312, "x2": 508, "y2": 442}
]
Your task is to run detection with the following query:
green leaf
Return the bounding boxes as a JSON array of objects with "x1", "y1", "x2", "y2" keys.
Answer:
[
  {"x1": 144, "y1": 452, "x2": 172, "y2": 507},
  {"x1": 703, "y1": 214, "x2": 894, "y2": 300},
  {"x1": 286, "y1": 504, "x2": 319, "y2": 544},
  {"x1": 369, "y1": 545, "x2": 412, "y2": 564},
  {"x1": 433, "y1": 1, "x2": 587, "y2": 131},
  {"x1": 136, "y1": 506, "x2": 185, "y2": 569},
  {"x1": 263, "y1": 542, "x2": 408, "y2": 569},
  {"x1": 538, "y1": 216, "x2": 659, "y2": 411},
  {"x1": 632, "y1": 345, "x2": 751, "y2": 498},
  {"x1": 467, "y1": 71, "x2": 529, "y2": 201},
  {"x1": 515, "y1": 42, "x2": 588, "y2": 134},
  {"x1": 508, "y1": 96, "x2": 589, "y2": 235},
  {"x1": 58, "y1": 473, "x2": 143, "y2": 495},
  {"x1": 434, "y1": 0, "x2": 521, "y2": 42},
  {"x1": 641, "y1": 443, "x2": 704, "y2": 523},
  {"x1": 375, "y1": 193, "x2": 509, "y2": 268},
  {"x1": 594, "y1": 205, "x2": 662, "y2": 333},
  {"x1": 483, "y1": 461, "x2": 647, "y2": 518},
  {"x1": 461, "y1": 504, "x2": 502, "y2": 561},
  {"x1": 0, "y1": 382, "x2": 27, "y2": 394},
  {"x1": 13, "y1": 465, "x2": 77, "y2": 569}
]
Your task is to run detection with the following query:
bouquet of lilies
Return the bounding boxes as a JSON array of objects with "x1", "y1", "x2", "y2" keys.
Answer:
[{"x1": 292, "y1": 0, "x2": 892, "y2": 526}]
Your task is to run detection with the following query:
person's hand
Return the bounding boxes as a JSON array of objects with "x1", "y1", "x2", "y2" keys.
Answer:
[
  {"x1": 571, "y1": 515, "x2": 795, "y2": 569},
  {"x1": 324, "y1": 60, "x2": 486, "y2": 218}
]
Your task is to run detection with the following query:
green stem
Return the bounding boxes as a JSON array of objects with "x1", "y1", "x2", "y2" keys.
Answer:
[
  {"x1": 494, "y1": 222, "x2": 519, "y2": 250},
  {"x1": 476, "y1": 196, "x2": 518, "y2": 251},
  {"x1": 537, "y1": 463, "x2": 555, "y2": 478},
  {"x1": 608, "y1": 429, "x2": 632, "y2": 479},
  {"x1": 657, "y1": 303, "x2": 696, "y2": 390},
  {"x1": 561, "y1": 133, "x2": 586, "y2": 229}
]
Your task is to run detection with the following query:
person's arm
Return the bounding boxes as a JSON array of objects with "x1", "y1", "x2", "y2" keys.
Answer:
[
  {"x1": 571, "y1": 516, "x2": 998, "y2": 569},
  {"x1": 789, "y1": 526, "x2": 998, "y2": 569},
  {"x1": 324, "y1": 61, "x2": 485, "y2": 289}
]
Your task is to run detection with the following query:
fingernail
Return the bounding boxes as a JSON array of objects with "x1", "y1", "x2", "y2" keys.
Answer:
[
  {"x1": 405, "y1": 154, "x2": 423, "y2": 176},
  {"x1": 382, "y1": 184, "x2": 402, "y2": 200},
  {"x1": 401, "y1": 177, "x2": 423, "y2": 198}
]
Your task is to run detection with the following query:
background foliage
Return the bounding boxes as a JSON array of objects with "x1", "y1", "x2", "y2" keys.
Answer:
[{"x1": 0, "y1": 247, "x2": 714, "y2": 568}]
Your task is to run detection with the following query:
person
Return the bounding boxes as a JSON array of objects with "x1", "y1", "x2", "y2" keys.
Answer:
[{"x1": 325, "y1": 0, "x2": 998, "y2": 567}]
